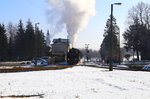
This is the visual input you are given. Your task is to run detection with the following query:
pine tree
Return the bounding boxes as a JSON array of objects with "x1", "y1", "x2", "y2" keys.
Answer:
[
  {"x1": 35, "y1": 28, "x2": 46, "y2": 57},
  {"x1": 100, "y1": 16, "x2": 120, "y2": 63},
  {"x1": 24, "y1": 19, "x2": 35, "y2": 60},
  {"x1": 14, "y1": 19, "x2": 25, "y2": 60},
  {"x1": 123, "y1": 19, "x2": 150, "y2": 60},
  {"x1": 0, "y1": 24, "x2": 9, "y2": 61},
  {"x1": 123, "y1": 19, "x2": 142, "y2": 61}
]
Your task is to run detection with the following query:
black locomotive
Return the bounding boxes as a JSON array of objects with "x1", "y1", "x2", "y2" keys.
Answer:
[{"x1": 67, "y1": 48, "x2": 81, "y2": 65}]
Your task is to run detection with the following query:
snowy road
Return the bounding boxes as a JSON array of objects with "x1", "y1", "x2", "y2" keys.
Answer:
[{"x1": 0, "y1": 66, "x2": 150, "y2": 99}]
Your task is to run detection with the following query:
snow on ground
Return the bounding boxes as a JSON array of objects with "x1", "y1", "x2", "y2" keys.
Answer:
[
  {"x1": 0, "y1": 66, "x2": 150, "y2": 99},
  {"x1": 116, "y1": 65, "x2": 129, "y2": 68}
]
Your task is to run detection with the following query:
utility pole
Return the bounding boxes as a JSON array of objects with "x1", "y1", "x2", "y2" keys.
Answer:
[{"x1": 118, "y1": 28, "x2": 121, "y2": 65}]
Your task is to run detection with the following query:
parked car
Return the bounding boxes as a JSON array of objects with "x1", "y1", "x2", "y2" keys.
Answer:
[{"x1": 31, "y1": 58, "x2": 48, "y2": 65}]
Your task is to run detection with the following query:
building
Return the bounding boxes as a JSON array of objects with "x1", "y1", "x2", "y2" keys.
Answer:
[{"x1": 51, "y1": 38, "x2": 71, "y2": 63}]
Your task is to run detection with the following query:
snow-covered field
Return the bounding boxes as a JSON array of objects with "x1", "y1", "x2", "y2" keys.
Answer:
[{"x1": 0, "y1": 66, "x2": 150, "y2": 99}]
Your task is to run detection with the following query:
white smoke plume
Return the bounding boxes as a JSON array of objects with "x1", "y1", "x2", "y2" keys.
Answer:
[{"x1": 46, "y1": 0, "x2": 96, "y2": 46}]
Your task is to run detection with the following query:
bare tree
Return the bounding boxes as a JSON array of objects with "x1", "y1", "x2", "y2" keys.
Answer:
[
  {"x1": 7, "y1": 22, "x2": 17, "y2": 60},
  {"x1": 128, "y1": 2, "x2": 150, "y2": 29},
  {"x1": 7, "y1": 22, "x2": 17, "y2": 42}
]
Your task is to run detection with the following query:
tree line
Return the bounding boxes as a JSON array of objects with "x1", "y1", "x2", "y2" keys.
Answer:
[
  {"x1": 0, "y1": 19, "x2": 50, "y2": 61},
  {"x1": 80, "y1": 48, "x2": 101, "y2": 61},
  {"x1": 100, "y1": 2, "x2": 150, "y2": 62},
  {"x1": 123, "y1": 2, "x2": 150, "y2": 61}
]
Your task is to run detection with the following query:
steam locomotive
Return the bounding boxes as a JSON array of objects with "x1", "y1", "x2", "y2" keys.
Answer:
[
  {"x1": 67, "y1": 48, "x2": 81, "y2": 65},
  {"x1": 51, "y1": 38, "x2": 81, "y2": 65}
]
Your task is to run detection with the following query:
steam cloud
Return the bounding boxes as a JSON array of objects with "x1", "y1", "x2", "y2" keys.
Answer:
[{"x1": 46, "y1": 0, "x2": 96, "y2": 46}]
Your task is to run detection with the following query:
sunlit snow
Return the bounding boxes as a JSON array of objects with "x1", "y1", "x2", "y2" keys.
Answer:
[{"x1": 0, "y1": 66, "x2": 150, "y2": 99}]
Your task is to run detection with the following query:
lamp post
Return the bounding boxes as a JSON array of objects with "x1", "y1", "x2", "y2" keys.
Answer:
[
  {"x1": 35, "y1": 23, "x2": 40, "y2": 66},
  {"x1": 118, "y1": 28, "x2": 121, "y2": 65},
  {"x1": 109, "y1": 3, "x2": 121, "y2": 71}
]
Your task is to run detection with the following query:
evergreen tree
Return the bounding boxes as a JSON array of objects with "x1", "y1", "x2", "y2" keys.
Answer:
[
  {"x1": 123, "y1": 19, "x2": 143, "y2": 61},
  {"x1": 0, "y1": 24, "x2": 9, "y2": 61},
  {"x1": 14, "y1": 19, "x2": 25, "y2": 60},
  {"x1": 100, "y1": 16, "x2": 120, "y2": 63},
  {"x1": 24, "y1": 19, "x2": 35, "y2": 60},
  {"x1": 124, "y1": 2, "x2": 150, "y2": 60},
  {"x1": 35, "y1": 27, "x2": 46, "y2": 57}
]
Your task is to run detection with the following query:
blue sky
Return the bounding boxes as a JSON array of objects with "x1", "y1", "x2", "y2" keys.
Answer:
[{"x1": 0, "y1": 0, "x2": 149, "y2": 50}]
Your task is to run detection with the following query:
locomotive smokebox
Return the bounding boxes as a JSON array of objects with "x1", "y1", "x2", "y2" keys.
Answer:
[{"x1": 67, "y1": 48, "x2": 81, "y2": 65}]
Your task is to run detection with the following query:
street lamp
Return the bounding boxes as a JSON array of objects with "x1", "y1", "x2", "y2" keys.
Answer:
[
  {"x1": 118, "y1": 28, "x2": 121, "y2": 65},
  {"x1": 109, "y1": 3, "x2": 122, "y2": 71},
  {"x1": 35, "y1": 23, "x2": 40, "y2": 66}
]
